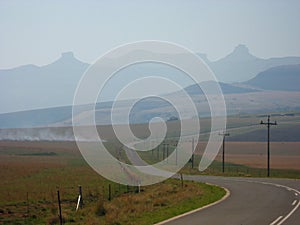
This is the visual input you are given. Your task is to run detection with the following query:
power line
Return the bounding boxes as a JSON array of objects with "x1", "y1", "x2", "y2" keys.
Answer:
[{"x1": 260, "y1": 115, "x2": 277, "y2": 177}]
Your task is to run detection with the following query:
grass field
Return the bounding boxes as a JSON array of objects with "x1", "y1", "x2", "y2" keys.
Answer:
[{"x1": 0, "y1": 141, "x2": 225, "y2": 225}]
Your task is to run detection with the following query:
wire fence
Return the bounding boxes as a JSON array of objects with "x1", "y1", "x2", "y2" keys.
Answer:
[{"x1": 1, "y1": 183, "x2": 139, "y2": 224}]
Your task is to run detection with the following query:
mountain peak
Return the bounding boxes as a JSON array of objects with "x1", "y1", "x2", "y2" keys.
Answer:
[
  {"x1": 54, "y1": 51, "x2": 85, "y2": 65},
  {"x1": 43, "y1": 51, "x2": 89, "y2": 70},
  {"x1": 234, "y1": 44, "x2": 249, "y2": 54},
  {"x1": 60, "y1": 51, "x2": 76, "y2": 60},
  {"x1": 224, "y1": 44, "x2": 257, "y2": 62}
]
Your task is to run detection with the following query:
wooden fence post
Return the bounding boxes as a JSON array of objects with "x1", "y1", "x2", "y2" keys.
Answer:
[
  {"x1": 108, "y1": 184, "x2": 112, "y2": 201},
  {"x1": 180, "y1": 173, "x2": 184, "y2": 188},
  {"x1": 57, "y1": 190, "x2": 63, "y2": 225},
  {"x1": 78, "y1": 185, "x2": 83, "y2": 208}
]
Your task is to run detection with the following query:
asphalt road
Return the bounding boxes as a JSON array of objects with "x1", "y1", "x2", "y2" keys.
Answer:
[
  {"x1": 158, "y1": 176, "x2": 300, "y2": 225},
  {"x1": 124, "y1": 142, "x2": 300, "y2": 224}
]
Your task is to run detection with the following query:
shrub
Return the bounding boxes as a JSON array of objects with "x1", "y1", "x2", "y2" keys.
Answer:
[{"x1": 95, "y1": 200, "x2": 106, "y2": 216}]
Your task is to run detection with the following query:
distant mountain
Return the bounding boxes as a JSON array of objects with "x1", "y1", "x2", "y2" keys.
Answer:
[
  {"x1": 208, "y1": 44, "x2": 300, "y2": 82},
  {"x1": 0, "y1": 106, "x2": 73, "y2": 128},
  {"x1": 1, "y1": 46, "x2": 300, "y2": 114},
  {"x1": 0, "y1": 79, "x2": 261, "y2": 128},
  {"x1": 0, "y1": 52, "x2": 89, "y2": 113},
  {"x1": 2, "y1": 77, "x2": 300, "y2": 128},
  {"x1": 245, "y1": 64, "x2": 300, "y2": 91},
  {"x1": 1, "y1": 88, "x2": 300, "y2": 129}
]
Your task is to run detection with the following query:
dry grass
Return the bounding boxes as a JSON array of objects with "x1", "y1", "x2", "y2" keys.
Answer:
[{"x1": 104, "y1": 181, "x2": 201, "y2": 224}]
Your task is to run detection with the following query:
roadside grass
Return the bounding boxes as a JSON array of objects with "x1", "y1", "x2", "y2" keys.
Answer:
[{"x1": 69, "y1": 180, "x2": 225, "y2": 225}]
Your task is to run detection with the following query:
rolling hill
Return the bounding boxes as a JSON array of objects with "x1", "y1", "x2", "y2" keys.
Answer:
[{"x1": 245, "y1": 64, "x2": 300, "y2": 91}]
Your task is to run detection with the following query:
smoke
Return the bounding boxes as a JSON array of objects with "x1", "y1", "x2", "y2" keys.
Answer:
[{"x1": 0, "y1": 127, "x2": 103, "y2": 142}]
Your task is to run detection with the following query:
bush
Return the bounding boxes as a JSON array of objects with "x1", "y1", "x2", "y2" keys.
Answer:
[
  {"x1": 95, "y1": 200, "x2": 106, "y2": 216},
  {"x1": 47, "y1": 216, "x2": 59, "y2": 225}
]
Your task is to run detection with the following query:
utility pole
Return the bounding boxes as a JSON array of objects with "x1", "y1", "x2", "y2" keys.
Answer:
[
  {"x1": 219, "y1": 131, "x2": 230, "y2": 173},
  {"x1": 163, "y1": 143, "x2": 166, "y2": 160},
  {"x1": 260, "y1": 115, "x2": 277, "y2": 177},
  {"x1": 191, "y1": 138, "x2": 195, "y2": 169},
  {"x1": 175, "y1": 144, "x2": 178, "y2": 165},
  {"x1": 57, "y1": 189, "x2": 63, "y2": 225},
  {"x1": 166, "y1": 144, "x2": 169, "y2": 162}
]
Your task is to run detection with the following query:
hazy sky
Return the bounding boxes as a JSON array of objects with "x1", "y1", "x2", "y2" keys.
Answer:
[{"x1": 1, "y1": 0, "x2": 300, "y2": 69}]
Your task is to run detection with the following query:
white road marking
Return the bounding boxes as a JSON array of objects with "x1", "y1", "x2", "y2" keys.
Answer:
[
  {"x1": 167, "y1": 177, "x2": 300, "y2": 225},
  {"x1": 270, "y1": 216, "x2": 283, "y2": 225},
  {"x1": 234, "y1": 179, "x2": 300, "y2": 225},
  {"x1": 277, "y1": 201, "x2": 300, "y2": 225}
]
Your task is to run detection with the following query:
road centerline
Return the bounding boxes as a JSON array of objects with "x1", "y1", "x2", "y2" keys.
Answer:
[
  {"x1": 277, "y1": 201, "x2": 300, "y2": 225},
  {"x1": 156, "y1": 176, "x2": 300, "y2": 225},
  {"x1": 292, "y1": 200, "x2": 297, "y2": 206},
  {"x1": 270, "y1": 216, "x2": 283, "y2": 225}
]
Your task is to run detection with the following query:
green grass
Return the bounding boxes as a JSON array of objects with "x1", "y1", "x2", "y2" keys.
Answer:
[
  {"x1": 121, "y1": 181, "x2": 225, "y2": 225},
  {"x1": 68, "y1": 179, "x2": 225, "y2": 225}
]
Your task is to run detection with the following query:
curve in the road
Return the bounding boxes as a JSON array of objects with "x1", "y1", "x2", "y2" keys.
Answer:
[
  {"x1": 155, "y1": 186, "x2": 230, "y2": 225},
  {"x1": 156, "y1": 176, "x2": 300, "y2": 225},
  {"x1": 237, "y1": 179, "x2": 300, "y2": 225}
]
